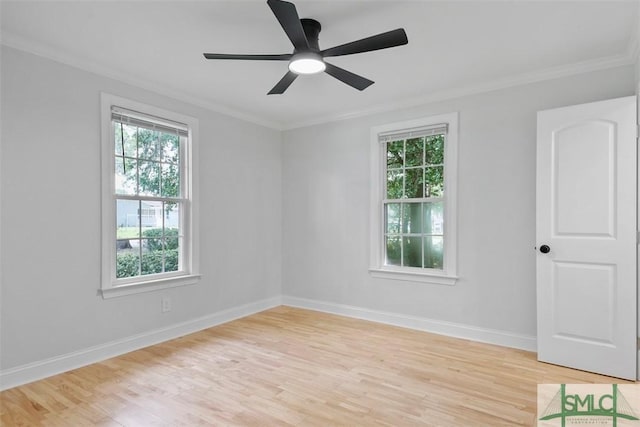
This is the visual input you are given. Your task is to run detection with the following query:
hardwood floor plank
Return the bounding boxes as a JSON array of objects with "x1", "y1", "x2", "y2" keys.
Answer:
[{"x1": 1, "y1": 306, "x2": 635, "y2": 426}]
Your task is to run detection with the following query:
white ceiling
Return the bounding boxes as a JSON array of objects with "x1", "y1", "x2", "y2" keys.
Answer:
[{"x1": 1, "y1": 1, "x2": 638, "y2": 129}]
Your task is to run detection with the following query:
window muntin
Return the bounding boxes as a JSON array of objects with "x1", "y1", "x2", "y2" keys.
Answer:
[
  {"x1": 101, "y1": 93, "x2": 199, "y2": 297},
  {"x1": 383, "y1": 133, "x2": 446, "y2": 270}
]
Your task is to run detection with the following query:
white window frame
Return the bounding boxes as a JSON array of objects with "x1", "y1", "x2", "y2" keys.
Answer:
[
  {"x1": 100, "y1": 93, "x2": 200, "y2": 298},
  {"x1": 369, "y1": 112, "x2": 458, "y2": 285}
]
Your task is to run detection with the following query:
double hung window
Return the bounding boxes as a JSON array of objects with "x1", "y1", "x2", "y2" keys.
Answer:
[
  {"x1": 101, "y1": 94, "x2": 199, "y2": 297},
  {"x1": 370, "y1": 113, "x2": 458, "y2": 284}
]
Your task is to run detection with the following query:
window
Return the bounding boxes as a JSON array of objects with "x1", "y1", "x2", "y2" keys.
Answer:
[
  {"x1": 101, "y1": 93, "x2": 199, "y2": 298},
  {"x1": 369, "y1": 113, "x2": 458, "y2": 285}
]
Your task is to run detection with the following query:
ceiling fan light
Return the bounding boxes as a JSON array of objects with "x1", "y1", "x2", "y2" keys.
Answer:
[{"x1": 289, "y1": 54, "x2": 326, "y2": 75}]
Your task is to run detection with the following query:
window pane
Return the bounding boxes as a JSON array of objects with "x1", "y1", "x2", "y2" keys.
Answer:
[
  {"x1": 385, "y1": 203, "x2": 401, "y2": 234},
  {"x1": 165, "y1": 236, "x2": 179, "y2": 272},
  {"x1": 386, "y1": 170, "x2": 403, "y2": 199},
  {"x1": 165, "y1": 235, "x2": 179, "y2": 251},
  {"x1": 405, "y1": 137, "x2": 424, "y2": 167},
  {"x1": 164, "y1": 202, "x2": 180, "y2": 230},
  {"x1": 425, "y1": 135, "x2": 444, "y2": 165},
  {"x1": 386, "y1": 140, "x2": 404, "y2": 168},
  {"x1": 115, "y1": 157, "x2": 137, "y2": 195},
  {"x1": 161, "y1": 162, "x2": 180, "y2": 197},
  {"x1": 402, "y1": 236, "x2": 422, "y2": 267},
  {"x1": 141, "y1": 238, "x2": 163, "y2": 275},
  {"x1": 114, "y1": 122, "x2": 137, "y2": 157},
  {"x1": 140, "y1": 200, "x2": 163, "y2": 228},
  {"x1": 161, "y1": 133, "x2": 180, "y2": 164},
  {"x1": 424, "y1": 236, "x2": 444, "y2": 269},
  {"x1": 138, "y1": 161, "x2": 161, "y2": 196},
  {"x1": 405, "y1": 168, "x2": 424, "y2": 198},
  {"x1": 116, "y1": 245, "x2": 140, "y2": 278},
  {"x1": 116, "y1": 199, "x2": 140, "y2": 239},
  {"x1": 137, "y1": 128, "x2": 160, "y2": 160},
  {"x1": 425, "y1": 166, "x2": 443, "y2": 198},
  {"x1": 144, "y1": 237, "x2": 164, "y2": 252},
  {"x1": 402, "y1": 203, "x2": 422, "y2": 234},
  {"x1": 385, "y1": 236, "x2": 401, "y2": 266},
  {"x1": 423, "y1": 202, "x2": 444, "y2": 234}
]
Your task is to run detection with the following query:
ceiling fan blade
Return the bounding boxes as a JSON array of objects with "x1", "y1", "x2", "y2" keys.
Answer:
[
  {"x1": 267, "y1": 0, "x2": 309, "y2": 51},
  {"x1": 324, "y1": 62, "x2": 374, "y2": 91},
  {"x1": 321, "y1": 29, "x2": 408, "y2": 58},
  {"x1": 203, "y1": 53, "x2": 292, "y2": 61},
  {"x1": 268, "y1": 71, "x2": 298, "y2": 95}
]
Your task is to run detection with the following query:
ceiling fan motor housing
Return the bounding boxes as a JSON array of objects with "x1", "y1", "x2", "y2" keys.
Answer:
[{"x1": 300, "y1": 19, "x2": 321, "y2": 52}]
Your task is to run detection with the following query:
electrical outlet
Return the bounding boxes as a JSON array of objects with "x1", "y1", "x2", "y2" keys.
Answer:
[{"x1": 161, "y1": 297, "x2": 171, "y2": 313}]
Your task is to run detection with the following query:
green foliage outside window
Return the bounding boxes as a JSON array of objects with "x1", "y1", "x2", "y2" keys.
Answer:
[
  {"x1": 116, "y1": 228, "x2": 179, "y2": 278},
  {"x1": 116, "y1": 250, "x2": 178, "y2": 278},
  {"x1": 114, "y1": 124, "x2": 180, "y2": 200},
  {"x1": 386, "y1": 135, "x2": 444, "y2": 200},
  {"x1": 384, "y1": 134, "x2": 445, "y2": 269}
]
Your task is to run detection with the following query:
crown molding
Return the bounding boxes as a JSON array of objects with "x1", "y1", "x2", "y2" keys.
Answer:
[
  {"x1": 282, "y1": 50, "x2": 637, "y2": 130},
  {"x1": 0, "y1": 33, "x2": 284, "y2": 131},
  {"x1": 627, "y1": 9, "x2": 640, "y2": 64},
  {"x1": 2, "y1": 29, "x2": 637, "y2": 133}
]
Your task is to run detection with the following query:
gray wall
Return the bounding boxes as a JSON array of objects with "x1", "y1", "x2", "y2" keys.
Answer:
[
  {"x1": 1, "y1": 44, "x2": 637, "y2": 374},
  {"x1": 0, "y1": 47, "x2": 283, "y2": 370},
  {"x1": 282, "y1": 65, "x2": 636, "y2": 338}
]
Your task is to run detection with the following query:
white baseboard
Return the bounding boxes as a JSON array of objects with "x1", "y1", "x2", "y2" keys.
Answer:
[
  {"x1": 0, "y1": 296, "x2": 282, "y2": 391},
  {"x1": 282, "y1": 295, "x2": 537, "y2": 352},
  {"x1": 0, "y1": 295, "x2": 541, "y2": 391}
]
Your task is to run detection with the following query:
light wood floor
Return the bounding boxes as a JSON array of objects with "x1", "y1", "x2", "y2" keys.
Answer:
[{"x1": 1, "y1": 306, "x2": 634, "y2": 426}]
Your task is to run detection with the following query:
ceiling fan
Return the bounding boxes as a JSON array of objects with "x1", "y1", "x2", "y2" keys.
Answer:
[{"x1": 203, "y1": 0, "x2": 408, "y2": 95}]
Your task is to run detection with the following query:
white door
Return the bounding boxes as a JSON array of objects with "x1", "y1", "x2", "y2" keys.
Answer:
[{"x1": 536, "y1": 96, "x2": 637, "y2": 380}]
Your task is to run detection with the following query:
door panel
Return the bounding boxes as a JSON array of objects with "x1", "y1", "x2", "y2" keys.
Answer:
[
  {"x1": 537, "y1": 96, "x2": 637, "y2": 380},
  {"x1": 553, "y1": 121, "x2": 615, "y2": 236},
  {"x1": 552, "y1": 261, "x2": 614, "y2": 344}
]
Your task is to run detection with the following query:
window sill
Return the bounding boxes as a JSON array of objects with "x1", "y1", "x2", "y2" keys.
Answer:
[
  {"x1": 369, "y1": 268, "x2": 458, "y2": 285},
  {"x1": 100, "y1": 274, "x2": 201, "y2": 299}
]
